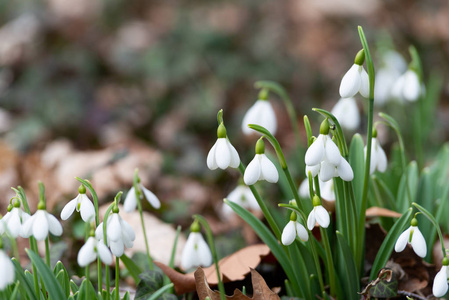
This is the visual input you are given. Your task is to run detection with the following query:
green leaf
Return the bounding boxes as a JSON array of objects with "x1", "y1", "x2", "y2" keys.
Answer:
[
  {"x1": 56, "y1": 269, "x2": 70, "y2": 298},
  {"x1": 12, "y1": 258, "x2": 37, "y2": 300},
  {"x1": 120, "y1": 253, "x2": 143, "y2": 283},
  {"x1": 396, "y1": 161, "x2": 418, "y2": 212},
  {"x1": 135, "y1": 270, "x2": 168, "y2": 300},
  {"x1": 369, "y1": 269, "x2": 398, "y2": 298},
  {"x1": 336, "y1": 232, "x2": 359, "y2": 300},
  {"x1": 369, "y1": 208, "x2": 413, "y2": 280},
  {"x1": 148, "y1": 283, "x2": 175, "y2": 300},
  {"x1": 70, "y1": 280, "x2": 79, "y2": 294},
  {"x1": 26, "y1": 249, "x2": 66, "y2": 300},
  {"x1": 77, "y1": 278, "x2": 98, "y2": 300},
  {"x1": 349, "y1": 134, "x2": 365, "y2": 211}
]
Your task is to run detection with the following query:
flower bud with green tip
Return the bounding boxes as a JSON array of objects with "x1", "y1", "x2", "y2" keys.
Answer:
[
  {"x1": 433, "y1": 256, "x2": 449, "y2": 297},
  {"x1": 78, "y1": 224, "x2": 113, "y2": 267},
  {"x1": 307, "y1": 195, "x2": 330, "y2": 230},
  {"x1": 207, "y1": 121, "x2": 240, "y2": 170},
  {"x1": 365, "y1": 127, "x2": 387, "y2": 174},
  {"x1": 281, "y1": 211, "x2": 308, "y2": 246},
  {"x1": 2, "y1": 197, "x2": 30, "y2": 238},
  {"x1": 394, "y1": 217, "x2": 427, "y2": 258},
  {"x1": 243, "y1": 137, "x2": 279, "y2": 185},
  {"x1": 242, "y1": 89, "x2": 277, "y2": 135},
  {"x1": 339, "y1": 49, "x2": 369, "y2": 98},
  {"x1": 21, "y1": 200, "x2": 63, "y2": 241},
  {"x1": 0, "y1": 239, "x2": 15, "y2": 291},
  {"x1": 181, "y1": 220, "x2": 212, "y2": 270},
  {"x1": 61, "y1": 184, "x2": 95, "y2": 222}
]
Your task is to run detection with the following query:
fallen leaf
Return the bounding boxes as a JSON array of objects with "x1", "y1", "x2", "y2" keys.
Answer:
[
  {"x1": 365, "y1": 207, "x2": 402, "y2": 218},
  {"x1": 195, "y1": 267, "x2": 280, "y2": 300},
  {"x1": 156, "y1": 244, "x2": 271, "y2": 294}
]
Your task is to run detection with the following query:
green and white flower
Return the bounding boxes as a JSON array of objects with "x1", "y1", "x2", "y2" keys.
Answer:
[
  {"x1": 244, "y1": 138, "x2": 278, "y2": 185},
  {"x1": 394, "y1": 218, "x2": 426, "y2": 258},
  {"x1": 60, "y1": 185, "x2": 95, "y2": 222}
]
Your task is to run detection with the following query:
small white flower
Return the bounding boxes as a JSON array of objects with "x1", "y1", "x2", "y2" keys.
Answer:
[
  {"x1": 0, "y1": 249, "x2": 15, "y2": 290},
  {"x1": 60, "y1": 189, "x2": 95, "y2": 222},
  {"x1": 244, "y1": 138, "x2": 278, "y2": 186},
  {"x1": 242, "y1": 99, "x2": 277, "y2": 135},
  {"x1": 339, "y1": 64, "x2": 369, "y2": 98},
  {"x1": 298, "y1": 179, "x2": 335, "y2": 201},
  {"x1": 433, "y1": 263, "x2": 449, "y2": 297},
  {"x1": 281, "y1": 219, "x2": 308, "y2": 246},
  {"x1": 21, "y1": 209, "x2": 63, "y2": 241},
  {"x1": 394, "y1": 219, "x2": 426, "y2": 258},
  {"x1": 391, "y1": 69, "x2": 421, "y2": 102},
  {"x1": 365, "y1": 137, "x2": 387, "y2": 174},
  {"x1": 77, "y1": 236, "x2": 113, "y2": 267},
  {"x1": 331, "y1": 97, "x2": 360, "y2": 131},
  {"x1": 181, "y1": 231, "x2": 212, "y2": 270},
  {"x1": 305, "y1": 134, "x2": 341, "y2": 168},
  {"x1": 374, "y1": 50, "x2": 407, "y2": 106},
  {"x1": 307, "y1": 205, "x2": 330, "y2": 230},
  {"x1": 2, "y1": 204, "x2": 30, "y2": 238},
  {"x1": 124, "y1": 185, "x2": 161, "y2": 213},
  {"x1": 207, "y1": 123, "x2": 240, "y2": 170},
  {"x1": 96, "y1": 212, "x2": 135, "y2": 257},
  {"x1": 222, "y1": 185, "x2": 259, "y2": 219}
]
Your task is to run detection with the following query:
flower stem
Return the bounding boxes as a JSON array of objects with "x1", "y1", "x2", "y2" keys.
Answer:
[
  {"x1": 320, "y1": 227, "x2": 336, "y2": 297},
  {"x1": 45, "y1": 237, "x2": 50, "y2": 267},
  {"x1": 136, "y1": 190, "x2": 154, "y2": 270},
  {"x1": 194, "y1": 215, "x2": 226, "y2": 300},
  {"x1": 115, "y1": 257, "x2": 120, "y2": 300}
]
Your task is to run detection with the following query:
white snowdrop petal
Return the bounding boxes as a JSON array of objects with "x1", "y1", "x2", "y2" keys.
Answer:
[
  {"x1": 374, "y1": 68, "x2": 397, "y2": 105},
  {"x1": 0, "y1": 250, "x2": 15, "y2": 290},
  {"x1": 411, "y1": 227, "x2": 427, "y2": 258},
  {"x1": 260, "y1": 154, "x2": 279, "y2": 183},
  {"x1": 332, "y1": 98, "x2": 360, "y2": 131},
  {"x1": 196, "y1": 235, "x2": 213, "y2": 267},
  {"x1": 79, "y1": 197, "x2": 95, "y2": 222},
  {"x1": 123, "y1": 233, "x2": 134, "y2": 249},
  {"x1": 206, "y1": 141, "x2": 218, "y2": 170},
  {"x1": 142, "y1": 186, "x2": 161, "y2": 209},
  {"x1": 315, "y1": 206, "x2": 330, "y2": 228},
  {"x1": 227, "y1": 186, "x2": 244, "y2": 204},
  {"x1": 391, "y1": 75, "x2": 406, "y2": 101},
  {"x1": 319, "y1": 161, "x2": 335, "y2": 182},
  {"x1": 367, "y1": 143, "x2": 377, "y2": 175},
  {"x1": 47, "y1": 213, "x2": 63, "y2": 237},
  {"x1": 241, "y1": 102, "x2": 259, "y2": 135},
  {"x1": 324, "y1": 137, "x2": 341, "y2": 166},
  {"x1": 260, "y1": 101, "x2": 277, "y2": 135},
  {"x1": 215, "y1": 138, "x2": 232, "y2": 170},
  {"x1": 281, "y1": 221, "x2": 296, "y2": 246},
  {"x1": 181, "y1": 232, "x2": 199, "y2": 270},
  {"x1": 228, "y1": 141, "x2": 240, "y2": 168},
  {"x1": 107, "y1": 214, "x2": 122, "y2": 242},
  {"x1": 320, "y1": 179, "x2": 335, "y2": 201},
  {"x1": 305, "y1": 135, "x2": 325, "y2": 166},
  {"x1": 305, "y1": 164, "x2": 320, "y2": 178},
  {"x1": 295, "y1": 222, "x2": 309, "y2": 242},
  {"x1": 432, "y1": 266, "x2": 449, "y2": 297},
  {"x1": 60, "y1": 199, "x2": 77, "y2": 220},
  {"x1": 97, "y1": 241, "x2": 113, "y2": 265},
  {"x1": 20, "y1": 216, "x2": 34, "y2": 238},
  {"x1": 394, "y1": 227, "x2": 411, "y2": 253},
  {"x1": 337, "y1": 158, "x2": 354, "y2": 181},
  {"x1": 340, "y1": 64, "x2": 361, "y2": 98},
  {"x1": 33, "y1": 211, "x2": 49, "y2": 241},
  {"x1": 376, "y1": 142, "x2": 388, "y2": 172},
  {"x1": 123, "y1": 187, "x2": 137, "y2": 212},
  {"x1": 77, "y1": 237, "x2": 96, "y2": 267},
  {"x1": 244, "y1": 189, "x2": 260, "y2": 211},
  {"x1": 298, "y1": 180, "x2": 310, "y2": 198},
  {"x1": 96, "y1": 224, "x2": 104, "y2": 241},
  {"x1": 110, "y1": 240, "x2": 125, "y2": 257},
  {"x1": 7, "y1": 209, "x2": 21, "y2": 238},
  {"x1": 120, "y1": 218, "x2": 136, "y2": 241},
  {"x1": 359, "y1": 66, "x2": 370, "y2": 98},
  {"x1": 403, "y1": 70, "x2": 420, "y2": 102},
  {"x1": 244, "y1": 156, "x2": 261, "y2": 186},
  {"x1": 307, "y1": 210, "x2": 316, "y2": 231}
]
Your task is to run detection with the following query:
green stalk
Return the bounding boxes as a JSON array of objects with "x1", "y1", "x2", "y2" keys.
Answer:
[
  {"x1": 135, "y1": 187, "x2": 154, "y2": 270},
  {"x1": 320, "y1": 228, "x2": 336, "y2": 297},
  {"x1": 412, "y1": 203, "x2": 446, "y2": 257},
  {"x1": 115, "y1": 257, "x2": 120, "y2": 300},
  {"x1": 45, "y1": 238, "x2": 50, "y2": 267},
  {"x1": 357, "y1": 26, "x2": 375, "y2": 274},
  {"x1": 238, "y1": 163, "x2": 282, "y2": 240},
  {"x1": 9, "y1": 236, "x2": 20, "y2": 263},
  {"x1": 194, "y1": 215, "x2": 226, "y2": 300}
]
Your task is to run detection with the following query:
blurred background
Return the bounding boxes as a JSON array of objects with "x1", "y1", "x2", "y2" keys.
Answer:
[{"x1": 0, "y1": 0, "x2": 448, "y2": 262}]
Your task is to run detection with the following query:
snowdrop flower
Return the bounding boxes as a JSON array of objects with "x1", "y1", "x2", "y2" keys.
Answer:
[
  {"x1": 96, "y1": 207, "x2": 135, "y2": 257},
  {"x1": 124, "y1": 182, "x2": 161, "y2": 213},
  {"x1": 60, "y1": 185, "x2": 95, "y2": 222},
  {"x1": 374, "y1": 50, "x2": 407, "y2": 106},
  {"x1": 298, "y1": 178, "x2": 335, "y2": 201},
  {"x1": 433, "y1": 257, "x2": 449, "y2": 297},
  {"x1": 222, "y1": 184, "x2": 259, "y2": 219},
  {"x1": 77, "y1": 235, "x2": 113, "y2": 267},
  {"x1": 207, "y1": 123, "x2": 240, "y2": 170},
  {"x1": 305, "y1": 119, "x2": 353, "y2": 182},
  {"x1": 307, "y1": 195, "x2": 330, "y2": 230},
  {"x1": 365, "y1": 129, "x2": 387, "y2": 174},
  {"x1": 391, "y1": 69, "x2": 421, "y2": 102},
  {"x1": 244, "y1": 138, "x2": 278, "y2": 185},
  {"x1": 0, "y1": 249, "x2": 15, "y2": 290},
  {"x1": 331, "y1": 97, "x2": 360, "y2": 131},
  {"x1": 281, "y1": 212, "x2": 308, "y2": 246},
  {"x1": 339, "y1": 49, "x2": 369, "y2": 98},
  {"x1": 2, "y1": 199, "x2": 30, "y2": 238},
  {"x1": 394, "y1": 217, "x2": 426, "y2": 258},
  {"x1": 181, "y1": 222, "x2": 212, "y2": 270},
  {"x1": 21, "y1": 202, "x2": 63, "y2": 241},
  {"x1": 242, "y1": 90, "x2": 277, "y2": 135}
]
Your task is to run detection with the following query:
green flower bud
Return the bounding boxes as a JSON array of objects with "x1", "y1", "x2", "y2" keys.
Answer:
[
  {"x1": 443, "y1": 256, "x2": 449, "y2": 266},
  {"x1": 38, "y1": 201, "x2": 46, "y2": 210},
  {"x1": 312, "y1": 195, "x2": 321, "y2": 207},
  {"x1": 290, "y1": 211, "x2": 297, "y2": 221},
  {"x1": 112, "y1": 205, "x2": 119, "y2": 214},
  {"x1": 217, "y1": 123, "x2": 227, "y2": 139},
  {"x1": 78, "y1": 184, "x2": 86, "y2": 194},
  {"x1": 258, "y1": 88, "x2": 269, "y2": 101},
  {"x1": 354, "y1": 49, "x2": 365, "y2": 66},
  {"x1": 372, "y1": 127, "x2": 378, "y2": 138},
  {"x1": 13, "y1": 198, "x2": 20, "y2": 208},
  {"x1": 255, "y1": 137, "x2": 265, "y2": 154},
  {"x1": 320, "y1": 119, "x2": 330, "y2": 135},
  {"x1": 411, "y1": 218, "x2": 418, "y2": 227},
  {"x1": 190, "y1": 220, "x2": 201, "y2": 233}
]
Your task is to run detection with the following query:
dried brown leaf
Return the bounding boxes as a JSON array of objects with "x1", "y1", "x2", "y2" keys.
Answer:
[{"x1": 365, "y1": 207, "x2": 402, "y2": 218}]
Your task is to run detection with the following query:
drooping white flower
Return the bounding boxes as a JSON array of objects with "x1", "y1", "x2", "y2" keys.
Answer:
[
  {"x1": 124, "y1": 185, "x2": 161, "y2": 213},
  {"x1": 331, "y1": 97, "x2": 360, "y2": 131},
  {"x1": 304, "y1": 119, "x2": 353, "y2": 182},
  {"x1": 281, "y1": 212, "x2": 308, "y2": 246},
  {"x1": 374, "y1": 50, "x2": 407, "y2": 106},
  {"x1": 0, "y1": 249, "x2": 15, "y2": 290},
  {"x1": 339, "y1": 50, "x2": 369, "y2": 98},
  {"x1": 242, "y1": 99, "x2": 277, "y2": 136},
  {"x1": 391, "y1": 69, "x2": 421, "y2": 102},
  {"x1": 60, "y1": 185, "x2": 95, "y2": 222},
  {"x1": 181, "y1": 229, "x2": 212, "y2": 270},
  {"x1": 222, "y1": 184, "x2": 259, "y2": 219},
  {"x1": 244, "y1": 138, "x2": 278, "y2": 186},
  {"x1": 96, "y1": 210, "x2": 135, "y2": 257},
  {"x1": 207, "y1": 123, "x2": 240, "y2": 170},
  {"x1": 307, "y1": 195, "x2": 330, "y2": 230},
  {"x1": 433, "y1": 259, "x2": 449, "y2": 298},
  {"x1": 21, "y1": 204, "x2": 63, "y2": 241},
  {"x1": 77, "y1": 236, "x2": 113, "y2": 267},
  {"x1": 298, "y1": 179, "x2": 335, "y2": 201},
  {"x1": 2, "y1": 200, "x2": 30, "y2": 238},
  {"x1": 394, "y1": 218, "x2": 426, "y2": 258},
  {"x1": 365, "y1": 136, "x2": 387, "y2": 175}
]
